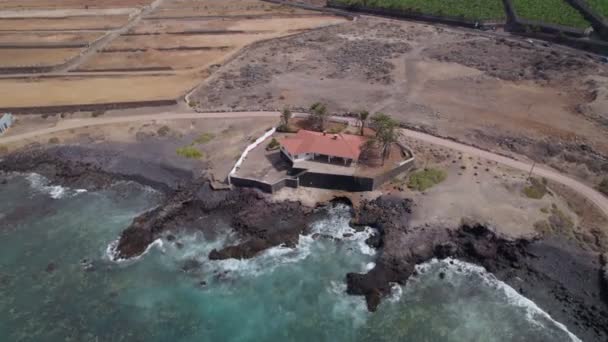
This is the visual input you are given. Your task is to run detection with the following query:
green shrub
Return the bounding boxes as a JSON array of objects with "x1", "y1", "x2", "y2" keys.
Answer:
[
  {"x1": 512, "y1": 0, "x2": 590, "y2": 29},
  {"x1": 523, "y1": 178, "x2": 547, "y2": 199},
  {"x1": 91, "y1": 110, "x2": 105, "y2": 117},
  {"x1": 157, "y1": 126, "x2": 171, "y2": 137},
  {"x1": 176, "y1": 146, "x2": 203, "y2": 159},
  {"x1": 48, "y1": 137, "x2": 60, "y2": 144},
  {"x1": 276, "y1": 124, "x2": 298, "y2": 133},
  {"x1": 598, "y1": 177, "x2": 608, "y2": 196},
  {"x1": 266, "y1": 138, "x2": 280, "y2": 151},
  {"x1": 327, "y1": 124, "x2": 347, "y2": 134},
  {"x1": 407, "y1": 168, "x2": 447, "y2": 191},
  {"x1": 194, "y1": 133, "x2": 215, "y2": 144}
]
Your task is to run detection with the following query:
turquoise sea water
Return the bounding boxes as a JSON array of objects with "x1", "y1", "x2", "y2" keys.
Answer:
[{"x1": 0, "y1": 173, "x2": 580, "y2": 342}]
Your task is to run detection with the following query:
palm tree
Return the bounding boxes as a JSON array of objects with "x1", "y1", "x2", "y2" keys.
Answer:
[
  {"x1": 358, "y1": 110, "x2": 369, "y2": 136},
  {"x1": 310, "y1": 102, "x2": 329, "y2": 131},
  {"x1": 280, "y1": 107, "x2": 292, "y2": 128},
  {"x1": 371, "y1": 112, "x2": 399, "y2": 164}
]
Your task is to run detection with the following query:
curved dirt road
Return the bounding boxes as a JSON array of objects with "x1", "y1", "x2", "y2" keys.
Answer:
[
  {"x1": 1, "y1": 110, "x2": 606, "y2": 218},
  {"x1": 400, "y1": 130, "x2": 608, "y2": 219}
]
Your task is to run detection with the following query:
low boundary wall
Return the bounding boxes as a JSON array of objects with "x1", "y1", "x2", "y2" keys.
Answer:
[
  {"x1": 2, "y1": 100, "x2": 178, "y2": 114},
  {"x1": 565, "y1": 0, "x2": 608, "y2": 39},
  {"x1": 228, "y1": 126, "x2": 277, "y2": 184},
  {"x1": 324, "y1": 0, "x2": 608, "y2": 54}
]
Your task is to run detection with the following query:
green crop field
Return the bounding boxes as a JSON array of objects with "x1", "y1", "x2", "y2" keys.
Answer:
[
  {"x1": 585, "y1": 0, "x2": 608, "y2": 18},
  {"x1": 333, "y1": 0, "x2": 506, "y2": 21},
  {"x1": 512, "y1": 0, "x2": 591, "y2": 28}
]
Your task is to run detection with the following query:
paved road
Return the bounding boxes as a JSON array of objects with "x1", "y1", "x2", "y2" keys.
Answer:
[{"x1": 1, "y1": 110, "x2": 606, "y2": 217}]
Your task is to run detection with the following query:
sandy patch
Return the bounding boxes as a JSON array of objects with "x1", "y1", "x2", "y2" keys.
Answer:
[{"x1": 0, "y1": 48, "x2": 82, "y2": 67}]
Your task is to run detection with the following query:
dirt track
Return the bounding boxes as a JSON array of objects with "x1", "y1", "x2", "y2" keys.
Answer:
[
  {"x1": 1, "y1": 110, "x2": 607, "y2": 220},
  {"x1": 190, "y1": 16, "x2": 608, "y2": 186}
]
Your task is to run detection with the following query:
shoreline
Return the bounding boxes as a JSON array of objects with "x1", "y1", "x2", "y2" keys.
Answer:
[{"x1": 1, "y1": 145, "x2": 607, "y2": 341}]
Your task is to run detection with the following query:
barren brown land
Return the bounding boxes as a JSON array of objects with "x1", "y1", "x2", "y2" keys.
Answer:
[
  {"x1": 0, "y1": 0, "x2": 345, "y2": 109},
  {"x1": 191, "y1": 17, "x2": 608, "y2": 187}
]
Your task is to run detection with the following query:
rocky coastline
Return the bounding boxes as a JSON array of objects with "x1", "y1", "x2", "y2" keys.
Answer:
[{"x1": 1, "y1": 146, "x2": 607, "y2": 341}]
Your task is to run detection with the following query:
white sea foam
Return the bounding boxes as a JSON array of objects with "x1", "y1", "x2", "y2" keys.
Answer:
[
  {"x1": 105, "y1": 238, "x2": 164, "y2": 263},
  {"x1": 328, "y1": 280, "x2": 369, "y2": 327},
  {"x1": 413, "y1": 258, "x2": 581, "y2": 342},
  {"x1": 387, "y1": 282, "x2": 403, "y2": 303},
  {"x1": 25, "y1": 173, "x2": 87, "y2": 199}
]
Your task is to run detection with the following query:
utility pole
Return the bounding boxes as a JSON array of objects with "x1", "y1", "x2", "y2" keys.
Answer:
[{"x1": 528, "y1": 161, "x2": 536, "y2": 180}]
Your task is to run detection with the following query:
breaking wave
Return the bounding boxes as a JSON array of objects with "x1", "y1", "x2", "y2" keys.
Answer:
[
  {"x1": 412, "y1": 258, "x2": 581, "y2": 342},
  {"x1": 25, "y1": 173, "x2": 87, "y2": 199}
]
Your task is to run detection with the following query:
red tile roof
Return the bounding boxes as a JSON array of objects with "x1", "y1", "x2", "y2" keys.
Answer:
[{"x1": 279, "y1": 130, "x2": 367, "y2": 160}]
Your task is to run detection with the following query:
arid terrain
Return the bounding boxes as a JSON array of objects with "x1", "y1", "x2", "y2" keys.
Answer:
[
  {"x1": 0, "y1": 0, "x2": 345, "y2": 109},
  {"x1": 191, "y1": 17, "x2": 608, "y2": 188},
  {"x1": 1, "y1": 2, "x2": 608, "y2": 340}
]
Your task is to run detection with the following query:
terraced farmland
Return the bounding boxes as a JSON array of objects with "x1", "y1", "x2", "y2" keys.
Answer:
[
  {"x1": 512, "y1": 0, "x2": 591, "y2": 28},
  {"x1": 585, "y1": 0, "x2": 608, "y2": 18},
  {"x1": 333, "y1": 0, "x2": 506, "y2": 20}
]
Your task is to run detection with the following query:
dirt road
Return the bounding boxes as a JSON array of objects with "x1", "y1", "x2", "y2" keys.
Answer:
[{"x1": 1, "y1": 110, "x2": 606, "y2": 218}]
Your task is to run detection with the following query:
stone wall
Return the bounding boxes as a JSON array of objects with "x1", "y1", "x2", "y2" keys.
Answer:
[{"x1": 3, "y1": 100, "x2": 178, "y2": 115}]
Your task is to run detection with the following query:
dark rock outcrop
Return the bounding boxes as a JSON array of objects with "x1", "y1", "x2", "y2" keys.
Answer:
[
  {"x1": 116, "y1": 183, "x2": 313, "y2": 260},
  {"x1": 346, "y1": 195, "x2": 608, "y2": 342}
]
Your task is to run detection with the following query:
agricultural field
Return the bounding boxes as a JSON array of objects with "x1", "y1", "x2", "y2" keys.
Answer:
[
  {"x1": 512, "y1": 0, "x2": 591, "y2": 28},
  {"x1": 0, "y1": 16, "x2": 130, "y2": 31},
  {"x1": 0, "y1": 32, "x2": 102, "y2": 45},
  {"x1": 0, "y1": 75, "x2": 201, "y2": 107},
  {"x1": 585, "y1": 0, "x2": 608, "y2": 18},
  {"x1": 0, "y1": 48, "x2": 82, "y2": 67},
  {"x1": 0, "y1": 0, "x2": 347, "y2": 109},
  {"x1": 148, "y1": 0, "x2": 312, "y2": 18},
  {"x1": 78, "y1": 49, "x2": 230, "y2": 70},
  {"x1": 333, "y1": 0, "x2": 506, "y2": 20},
  {"x1": 0, "y1": 0, "x2": 150, "y2": 10}
]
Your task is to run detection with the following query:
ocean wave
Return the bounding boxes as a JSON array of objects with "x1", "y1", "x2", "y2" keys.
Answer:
[
  {"x1": 154, "y1": 204, "x2": 377, "y2": 280},
  {"x1": 25, "y1": 173, "x2": 87, "y2": 199},
  {"x1": 413, "y1": 258, "x2": 581, "y2": 342},
  {"x1": 105, "y1": 238, "x2": 165, "y2": 263},
  {"x1": 328, "y1": 280, "x2": 369, "y2": 327}
]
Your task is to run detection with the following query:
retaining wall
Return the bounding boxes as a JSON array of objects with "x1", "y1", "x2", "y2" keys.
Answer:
[
  {"x1": 565, "y1": 0, "x2": 608, "y2": 39},
  {"x1": 229, "y1": 176, "x2": 277, "y2": 193},
  {"x1": 2, "y1": 100, "x2": 178, "y2": 114}
]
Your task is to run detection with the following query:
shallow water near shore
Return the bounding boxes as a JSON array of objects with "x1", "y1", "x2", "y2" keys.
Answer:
[{"x1": 0, "y1": 174, "x2": 579, "y2": 341}]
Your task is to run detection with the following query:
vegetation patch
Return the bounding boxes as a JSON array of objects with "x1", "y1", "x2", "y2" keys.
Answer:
[
  {"x1": 48, "y1": 137, "x2": 60, "y2": 144},
  {"x1": 522, "y1": 177, "x2": 548, "y2": 199},
  {"x1": 91, "y1": 110, "x2": 105, "y2": 117},
  {"x1": 266, "y1": 137, "x2": 280, "y2": 151},
  {"x1": 333, "y1": 0, "x2": 506, "y2": 20},
  {"x1": 585, "y1": 0, "x2": 608, "y2": 18},
  {"x1": 176, "y1": 146, "x2": 203, "y2": 159},
  {"x1": 534, "y1": 204, "x2": 575, "y2": 238},
  {"x1": 194, "y1": 133, "x2": 215, "y2": 144},
  {"x1": 598, "y1": 177, "x2": 608, "y2": 196},
  {"x1": 157, "y1": 125, "x2": 171, "y2": 137},
  {"x1": 512, "y1": 0, "x2": 591, "y2": 28},
  {"x1": 327, "y1": 123, "x2": 347, "y2": 134},
  {"x1": 407, "y1": 168, "x2": 447, "y2": 191}
]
